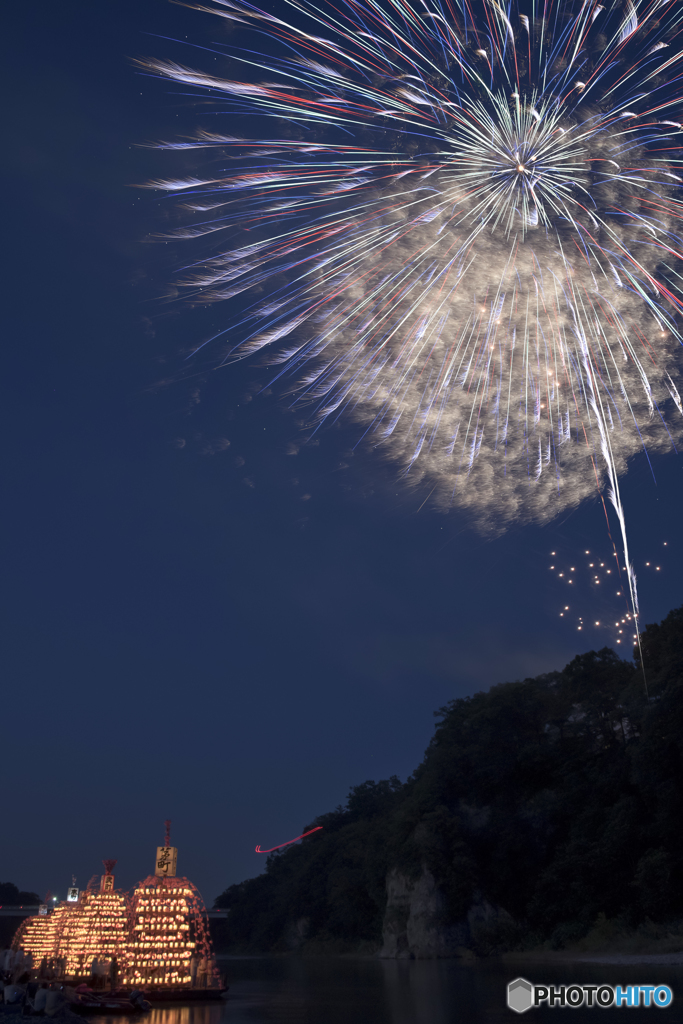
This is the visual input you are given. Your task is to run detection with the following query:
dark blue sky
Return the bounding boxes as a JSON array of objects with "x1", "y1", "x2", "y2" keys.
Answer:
[{"x1": 3, "y1": 0, "x2": 682, "y2": 908}]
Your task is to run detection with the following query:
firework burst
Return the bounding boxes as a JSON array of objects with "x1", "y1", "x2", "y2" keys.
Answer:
[{"x1": 140, "y1": 0, "x2": 683, "y2": 639}]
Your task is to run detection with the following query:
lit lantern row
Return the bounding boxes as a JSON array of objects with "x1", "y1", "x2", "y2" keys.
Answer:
[
  {"x1": 11, "y1": 845, "x2": 217, "y2": 990},
  {"x1": 13, "y1": 907, "x2": 66, "y2": 964},
  {"x1": 58, "y1": 891, "x2": 129, "y2": 979},
  {"x1": 12, "y1": 885, "x2": 127, "y2": 981},
  {"x1": 120, "y1": 877, "x2": 214, "y2": 988}
]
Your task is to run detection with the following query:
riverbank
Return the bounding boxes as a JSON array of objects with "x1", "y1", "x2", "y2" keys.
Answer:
[
  {"x1": 0, "y1": 1009, "x2": 83, "y2": 1024},
  {"x1": 503, "y1": 950, "x2": 683, "y2": 966},
  {"x1": 501, "y1": 915, "x2": 683, "y2": 966},
  {"x1": 216, "y1": 945, "x2": 683, "y2": 966}
]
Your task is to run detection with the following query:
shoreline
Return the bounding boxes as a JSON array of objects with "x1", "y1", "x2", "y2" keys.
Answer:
[
  {"x1": 215, "y1": 949, "x2": 683, "y2": 966},
  {"x1": 502, "y1": 950, "x2": 683, "y2": 966}
]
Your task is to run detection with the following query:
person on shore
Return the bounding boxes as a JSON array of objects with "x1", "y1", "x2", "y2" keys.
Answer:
[
  {"x1": 11, "y1": 953, "x2": 25, "y2": 984},
  {"x1": 3, "y1": 982, "x2": 26, "y2": 1006},
  {"x1": 197, "y1": 957, "x2": 208, "y2": 990},
  {"x1": 44, "y1": 988, "x2": 67, "y2": 1017},
  {"x1": 204, "y1": 958, "x2": 217, "y2": 989},
  {"x1": 108, "y1": 956, "x2": 118, "y2": 992},
  {"x1": 129, "y1": 989, "x2": 151, "y2": 1011},
  {"x1": 62, "y1": 985, "x2": 79, "y2": 1005},
  {"x1": 95, "y1": 959, "x2": 109, "y2": 991},
  {"x1": 32, "y1": 983, "x2": 50, "y2": 1013}
]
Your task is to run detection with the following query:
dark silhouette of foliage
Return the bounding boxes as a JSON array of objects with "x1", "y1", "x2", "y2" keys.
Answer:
[
  {"x1": 0, "y1": 882, "x2": 41, "y2": 905},
  {"x1": 214, "y1": 605, "x2": 683, "y2": 953}
]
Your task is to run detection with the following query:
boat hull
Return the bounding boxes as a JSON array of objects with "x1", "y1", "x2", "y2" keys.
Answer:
[{"x1": 70, "y1": 989, "x2": 228, "y2": 1013}]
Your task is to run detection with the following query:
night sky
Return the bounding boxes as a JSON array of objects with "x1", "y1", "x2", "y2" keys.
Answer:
[{"x1": 3, "y1": 0, "x2": 682, "y2": 909}]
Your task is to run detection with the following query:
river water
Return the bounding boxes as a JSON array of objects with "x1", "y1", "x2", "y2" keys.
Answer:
[{"x1": 88, "y1": 957, "x2": 683, "y2": 1023}]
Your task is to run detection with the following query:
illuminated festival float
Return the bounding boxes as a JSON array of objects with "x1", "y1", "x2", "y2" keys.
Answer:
[
  {"x1": 60, "y1": 862, "x2": 129, "y2": 981},
  {"x1": 10, "y1": 828, "x2": 220, "y2": 999},
  {"x1": 122, "y1": 823, "x2": 219, "y2": 994},
  {"x1": 11, "y1": 903, "x2": 67, "y2": 966},
  {"x1": 11, "y1": 863, "x2": 129, "y2": 980}
]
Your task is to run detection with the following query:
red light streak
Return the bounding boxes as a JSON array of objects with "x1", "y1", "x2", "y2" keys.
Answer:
[{"x1": 255, "y1": 827, "x2": 322, "y2": 853}]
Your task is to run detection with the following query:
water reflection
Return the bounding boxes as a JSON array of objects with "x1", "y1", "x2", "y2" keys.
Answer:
[{"x1": 85, "y1": 957, "x2": 683, "y2": 1024}]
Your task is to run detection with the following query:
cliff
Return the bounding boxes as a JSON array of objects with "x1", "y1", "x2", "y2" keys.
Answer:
[{"x1": 214, "y1": 605, "x2": 683, "y2": 956}]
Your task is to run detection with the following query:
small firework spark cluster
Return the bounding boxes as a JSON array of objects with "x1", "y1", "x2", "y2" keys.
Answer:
[
  {"x1": 140, "y1": 0, "x2": 683, "y2": 650},
  {"x1": 549, "y1": 541, "x2": 670, "y2": 645}
]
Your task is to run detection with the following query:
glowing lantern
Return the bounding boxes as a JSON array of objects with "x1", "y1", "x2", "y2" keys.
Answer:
[
  {"x1": 11, "y1": 907, "x2": 65, "y2": 963},
  {"x1": 122, "y1": 822, "x2": 217, "y2": 990},
  {"x1": 58, "y1": 862, "x2": 129, "y2": 980},
  {"x1": 11, "y1": 863, "x2": 129, "y2": 983}
]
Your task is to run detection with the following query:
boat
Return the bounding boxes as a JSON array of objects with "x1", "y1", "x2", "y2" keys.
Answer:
[
  {"x1": 70, "y1": 996, "x2": 143, "y2": 1015},
  {"x1": 69, "y1": 988, "x2": 228, "y2": 1013}
]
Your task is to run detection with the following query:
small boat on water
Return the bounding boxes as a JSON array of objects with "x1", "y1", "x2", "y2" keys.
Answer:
[
  {"x1": 71, "y1": 996, "x2": 142, "y2": 1015},
  {"x1": 70, "y1": 988, "x2": 229, "y2": 1014}
]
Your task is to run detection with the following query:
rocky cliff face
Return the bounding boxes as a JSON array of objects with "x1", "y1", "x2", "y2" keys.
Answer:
[
  {"x1": 284, "y1": 916, "x2": 310, "y2": 950},
  {"x1": 379, "y1": 866, "x2": 517, "y2": 958},
  {"x1": 379, "y1": 867, "x2": 468, "y2": 958}
]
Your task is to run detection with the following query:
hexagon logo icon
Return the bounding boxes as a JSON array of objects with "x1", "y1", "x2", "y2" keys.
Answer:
[{"x1": 508, "y1": 977, "x2": 534, "y2": 1014}]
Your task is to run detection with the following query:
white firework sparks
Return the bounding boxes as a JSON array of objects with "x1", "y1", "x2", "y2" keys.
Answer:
[{"x1": 140, "y1": 0, "x2": 683, "y2": 654}]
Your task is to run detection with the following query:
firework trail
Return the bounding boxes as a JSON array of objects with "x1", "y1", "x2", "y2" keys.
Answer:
[
  {"x1": 140, "y1": 0, "x2": 683, "y2": 651},
  {"x1": 255, "y1": 826, "x2": 323, "y2": 853}
]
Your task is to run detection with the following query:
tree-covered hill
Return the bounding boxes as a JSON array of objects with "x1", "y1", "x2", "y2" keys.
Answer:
[
  {"x1": 0, "y1": 882, "x2": 41, "y2": 905},
  {"x1": 215, "y1": 605, "x2": 683, "y2": 955}
]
